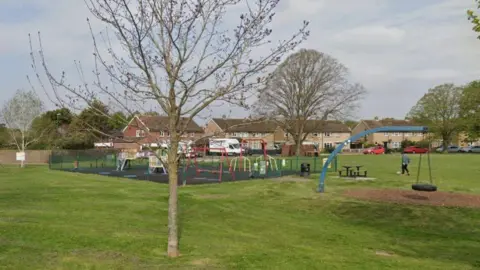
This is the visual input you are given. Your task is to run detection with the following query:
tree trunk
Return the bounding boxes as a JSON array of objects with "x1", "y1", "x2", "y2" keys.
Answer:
[
  {"x1": 167, "y1": 134, "x2": 180, "y2": 257},
  {"x1": 441, "y1": 133, "x2": 450, "y2": 152},
  {"x1": 295, "y1": 137, "x2": 302, "y2": 157}
]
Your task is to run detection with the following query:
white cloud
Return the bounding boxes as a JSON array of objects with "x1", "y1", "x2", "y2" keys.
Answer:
[
  {"x1": 1, "y1": 0, "x2": 480, "y2": 122},
  {"x1": 333, "y1": 26, "x2": 405, "y2": 46}
]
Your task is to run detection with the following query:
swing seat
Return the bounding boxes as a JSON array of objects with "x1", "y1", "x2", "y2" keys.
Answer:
[{"x1": 412, "y1": 183, "x2": 437, "y2": 192}]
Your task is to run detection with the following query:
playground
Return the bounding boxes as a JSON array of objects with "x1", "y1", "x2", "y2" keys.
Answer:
[{"x1": 48, "y1": 139, "x2": 337, "y2": 184}]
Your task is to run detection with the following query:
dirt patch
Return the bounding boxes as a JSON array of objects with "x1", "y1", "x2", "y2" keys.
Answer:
[{"x1": 343, "y1": 188, "x2": 480, "y2": 209}]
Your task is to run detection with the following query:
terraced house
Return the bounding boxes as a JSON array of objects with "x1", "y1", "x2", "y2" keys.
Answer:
[
  {"x1": 299, "y1": 120, "x2": 352, "y2": 150},
  {"x1": 204, "y1": 118, "x2": 351, "y2": 151},
  {"x1": 204, "y1": 118, "x2": 284, "y2": 149},
  {"x1": 351, "y1": 119, "x2": 426, "y2": 149}
]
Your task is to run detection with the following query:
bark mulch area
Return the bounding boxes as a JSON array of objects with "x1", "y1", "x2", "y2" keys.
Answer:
[{"x1": 343, "y1": 188, "x2": 480, "y2": 209}]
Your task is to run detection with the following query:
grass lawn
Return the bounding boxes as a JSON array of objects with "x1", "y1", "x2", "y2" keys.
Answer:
[{"x1": 1, "y1": 154, "x2": 480, "y2": 269}]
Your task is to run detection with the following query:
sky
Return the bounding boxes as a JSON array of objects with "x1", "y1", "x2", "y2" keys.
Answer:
[{"x1": 1, "y1": 0, "x2": 480, "y2": 124}]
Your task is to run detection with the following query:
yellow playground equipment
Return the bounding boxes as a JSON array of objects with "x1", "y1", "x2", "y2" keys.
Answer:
[
  {"x1": 230, "y1": 156, "x2": 252, "y2": 172},
  {"x1": 148, "y1": 149, "x2": 168, "y2": 174}
]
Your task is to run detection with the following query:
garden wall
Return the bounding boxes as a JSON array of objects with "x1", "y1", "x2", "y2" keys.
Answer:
[{"x1": 0, "y1": 150, "x2": 51, "y2": 164}]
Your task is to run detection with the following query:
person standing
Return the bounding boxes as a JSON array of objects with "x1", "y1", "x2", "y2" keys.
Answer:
[{"x1": 401, "y1": 152, "x2": 410, "y2": 176}]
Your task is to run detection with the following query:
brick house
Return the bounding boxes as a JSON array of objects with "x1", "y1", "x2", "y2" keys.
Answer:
[
  {"x1": 204, "y1": 118, "x2": 285, "y2": 149},
  {"x1": 117, "y1": 115, "x2": 204, "y2": 149},
  {"x1": 205, "y1": 118, "x2": 351, "y2": 150},
  {"x1": 299, "y1": 120, "x2": 352, "y2": 150},
  {"x1": 351, "y1": 119, "x2": 427, "y2": 149}
]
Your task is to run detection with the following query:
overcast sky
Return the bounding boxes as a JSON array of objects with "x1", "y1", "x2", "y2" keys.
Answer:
[{"x1": 1, "y1": 0, "x2": 480, "y2": 123}]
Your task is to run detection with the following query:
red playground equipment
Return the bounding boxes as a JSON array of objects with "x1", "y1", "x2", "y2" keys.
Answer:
[
  {"x1": 239, "y1": 138, "x2": 269, "y2": 170},
  {"x1": 187, "y1": 147, "x2": 235, "y2": 182}
]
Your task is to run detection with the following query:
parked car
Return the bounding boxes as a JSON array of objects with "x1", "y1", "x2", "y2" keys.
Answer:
[
  {"x1": 363, "y1": 146, "x2": 385, "y2": 155},
  {"x1": 460, "y1": 145, "x2": 480, "y2": 153},
  {"x1": 403, "y1": 146, "x2": 429, "y2": 154},
  {"x1": 436, "y1": 145, "x2": 461, "y2": 153}
]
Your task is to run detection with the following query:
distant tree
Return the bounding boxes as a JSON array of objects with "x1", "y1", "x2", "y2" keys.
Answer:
[
  {"x1": 467, "y1": 1, "x2": 480, "y2": 38},
  {"x1": 0, "y1": 123, "x2": 9, "y2": 148},
  {"x1": 459, "y1": 81, "x2": 480, "y2": 143},
  {"x1": 254, "y1": 49, "x2": 366, "y2": 155},
  {"x1": 109, "y1": 112, "x2": 128, "y2": 131},
  {"x1": 407, "y1": 83, "x2": 463, "y2": 150},
  {"x1": 0, "y1": 90, "x2": 46, "y2": 166}
]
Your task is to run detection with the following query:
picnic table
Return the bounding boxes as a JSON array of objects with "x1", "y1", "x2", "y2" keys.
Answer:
[{"x1": 339, "y1": 165, "x2": 368, "y2": 178}]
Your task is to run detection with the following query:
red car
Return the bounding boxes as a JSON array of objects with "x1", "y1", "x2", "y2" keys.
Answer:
[
  {"x1": 363, "y1": 146, "x2": 385, "y2": 155},
  {"x1": 403, "y1": 146, "x2": 429, "y2": 154}
]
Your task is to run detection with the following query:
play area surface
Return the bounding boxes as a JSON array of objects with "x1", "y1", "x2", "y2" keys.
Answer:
[{"x1": 58, "y1": 166, "x2": 294, "y2": 185}]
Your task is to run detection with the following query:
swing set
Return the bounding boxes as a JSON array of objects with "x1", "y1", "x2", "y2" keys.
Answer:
[{"x1": 411, "y1": 144, "x2": 437, "y2": 192}]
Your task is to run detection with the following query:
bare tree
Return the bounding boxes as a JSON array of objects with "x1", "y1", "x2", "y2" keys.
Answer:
[
  {"x1": 254, "y1": 49, "x2": 366, "y2": 155},
  {"x1": 29, "y1": 0, "x2": 309, "y2": 257},
  {"x1": 0, "y1": 89, "x2": 46, "y2": 167}
]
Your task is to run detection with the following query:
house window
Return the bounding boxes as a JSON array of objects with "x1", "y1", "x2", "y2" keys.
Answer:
[
  {"x1": 313, "y1": 133, "x2": 319, "y2": 137},
  {"x1": 392, "y1": 142, "x2": 401, "y2": 148},
  {"x1": 393, "y1": 132, "x2": 400, "y2": 136},
  {"x1": 405, "y1": 133, "x2": 412, "y2": 137},
  {"x1": 324, "y1": 132, "x2": 331, "y2": 137},
  {"x1": 324, "y1": 142, "x2": 333, "y2": 148},
  {"x1": 160, "y1": 131, "x2": 165, "y2": 137},
  {"x1": 136, "y1": 130, "x2": 145, "y2": 137}
]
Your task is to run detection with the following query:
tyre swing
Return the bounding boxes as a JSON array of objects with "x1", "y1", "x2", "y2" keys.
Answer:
[{"x1": 411, "y1": 147, "x2": 437, "y2": 192}]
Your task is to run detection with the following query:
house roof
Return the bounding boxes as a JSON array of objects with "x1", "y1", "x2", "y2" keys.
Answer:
[
  {"x1": 362, "y1": 119, "x2": 421, "y2": 129},
  {"x1": 211, "y1": 118, "x2": 278, "y2": 133},
  {"x1": 136, "y1": 115, "x2": 203, "y2": 132},
  {"x1": 211, "y1": 118, "x2": 350, "y2": 133},
  {"x1": 302, "y1": 120, "x2": 350, "y2": 133}
]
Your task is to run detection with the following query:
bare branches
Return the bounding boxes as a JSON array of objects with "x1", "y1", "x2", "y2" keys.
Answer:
[
  {"x1": 29, "y1": 0, "x2": 308, "y2": 140},
  {"x1": 254, "y1": 49, "x2": 366, "y2": 149}
]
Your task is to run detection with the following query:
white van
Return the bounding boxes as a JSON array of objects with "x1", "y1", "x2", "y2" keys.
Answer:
[{"x1": 209, "y1": 138, "x2": 242, "y2": 156}]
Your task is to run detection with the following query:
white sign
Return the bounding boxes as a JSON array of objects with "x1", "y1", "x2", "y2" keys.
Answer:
[{"x1": 16, "y1": 152, "x2": 26, "y2": 161}]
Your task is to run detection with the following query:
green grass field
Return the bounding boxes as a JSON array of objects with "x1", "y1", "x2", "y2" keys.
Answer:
[{"x1": 1, "y1": 154, "x2": 480, "y2": 269}]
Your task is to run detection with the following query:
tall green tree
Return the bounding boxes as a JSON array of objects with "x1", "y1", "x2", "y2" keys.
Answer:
[
  {"x1": 407, "y1": 83, "x2": 463, "y2": 150},
  {"x1": 29, "y1": 108, "x2": 75, "y2": 149},
  {"x1": 460, "y1": 81, "x2": 480, "y2": 142}
]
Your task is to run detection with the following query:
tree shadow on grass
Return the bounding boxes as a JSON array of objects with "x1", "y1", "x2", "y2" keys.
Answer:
[{"x1": 332, "y1": 200, "x2": 480, "y2": 268}]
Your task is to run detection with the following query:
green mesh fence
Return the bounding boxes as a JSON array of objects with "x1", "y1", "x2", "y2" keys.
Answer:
[{"x1": 49, "y1": 150, "x2": 338, "y2": 182}]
